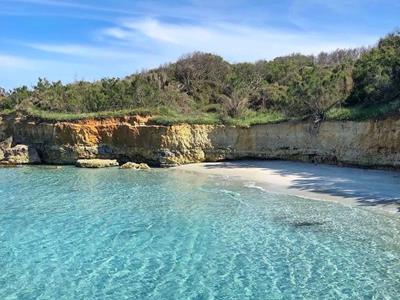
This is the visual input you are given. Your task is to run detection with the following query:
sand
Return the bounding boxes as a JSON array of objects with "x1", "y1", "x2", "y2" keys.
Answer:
[{"x1": 174, "y1": 160, "x2": 400, "y2": 215}]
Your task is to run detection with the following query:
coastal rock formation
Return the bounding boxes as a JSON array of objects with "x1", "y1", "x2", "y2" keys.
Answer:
[
  {"x1": 1, "y1": 114, "x2": 400, "y2": 169},
  {"x1": 120, "y1": 162, "x2": 151, "y2": 170},
  {"x1": 0, "y1": 136, "x2": 41, "y2": 165},
  {"x1": 76, "y1": 159, "x2": 119, "y2": 168},
  {"x1": 0, "y1": 136, "x2": 13, "y2": 149},
  {"x1": 4, "y1": 144, "x2": 41, "y2": 164}
]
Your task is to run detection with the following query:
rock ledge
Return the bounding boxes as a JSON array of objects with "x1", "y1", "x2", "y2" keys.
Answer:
[
  {"x1": 76, "y1": 159, "x2": 119, "y2": 168},
  {"x1": 120, "y1": 162, "x2": 151, "y2": 170}
]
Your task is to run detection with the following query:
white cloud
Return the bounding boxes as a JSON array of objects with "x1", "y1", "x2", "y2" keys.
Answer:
[
  {"x1": 102, "y1": 27, "x2": 133, "y2": 40},
  {"x1": 26, "y1": 43, "x2": 140, "y2": 60},
  {"x1": 103, "y1": 18, "x2": 378, "y2": 62},
  {"x1": 1, "y1": 1, "x2": 390, "y2": 90},
  {"x1": 123, "y1": 18, "x2": 214, "y2": 44},
  {"x1": 5, "y1": 0, "x2": 141, "y2": 15},
  {"x1": 0, "y1": 54, "x2": 36, "y2": 69}
]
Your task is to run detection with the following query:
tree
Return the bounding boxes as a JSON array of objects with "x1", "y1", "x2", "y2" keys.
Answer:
[
  {"x1": 173, "y1": 52, "x2": 231, "y2": 103},
  {"x1": 252, "y1": 83, "x2": 288, "y2": 112},
  {"x1": 287, "y1": 64, "x2": 351, "y2": 121},
  {"x1": 349, "y1": 31, "x2": 400, "y2": 105},
  {"x1": 315, "y1": 48, "x2": 366, "y2": 66}
]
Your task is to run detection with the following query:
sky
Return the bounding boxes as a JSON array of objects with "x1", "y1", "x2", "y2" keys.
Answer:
[{"x1": 0, "y1": 0, "x2": 399, "y2": 89}]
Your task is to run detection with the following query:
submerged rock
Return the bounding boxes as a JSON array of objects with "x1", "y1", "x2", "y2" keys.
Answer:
[
  {"x1": 76, "y1": 159, "x2": 119, "y2": 168},
  {"x1": 292, "y1": 221, "x2": 325, "y2": 227},
  {"x1": 120, "y1": 162, "x2": 151, "y2": 170}
]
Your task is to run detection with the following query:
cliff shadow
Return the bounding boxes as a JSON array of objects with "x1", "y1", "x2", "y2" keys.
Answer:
[{"x1": 202, "y1": 160, "x2": 400, "y2": 212}]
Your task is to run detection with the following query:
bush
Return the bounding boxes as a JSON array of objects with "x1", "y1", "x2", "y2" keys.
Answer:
[
  {"x1": 349, "y1": 31, "x2": 400, "y2": 105},
  {"x1": 220, "y1": 89, "x2": 249, "y2": 118},
  {"x1": 173, "y1": 52, "x2": 231, "y2": 103},
  {"x1": 285, "y1": 64, "x2": 353, "y2": 120},
  {"x1": 2, "y1": 32, "x2": 400, "y2": 124}
]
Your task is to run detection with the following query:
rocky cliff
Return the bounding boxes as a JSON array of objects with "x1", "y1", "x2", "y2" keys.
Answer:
[{"x1": 0, "y1": 114, "x2": 399, "y2": 169}]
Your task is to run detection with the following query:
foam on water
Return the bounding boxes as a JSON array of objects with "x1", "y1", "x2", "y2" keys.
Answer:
[{"x1": 0, "y1": 167, "x2": 399, "y2": 299}]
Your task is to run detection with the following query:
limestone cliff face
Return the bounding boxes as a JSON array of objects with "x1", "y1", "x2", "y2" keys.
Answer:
[{"x1": 1, "y1": 115, "x2": 399, "y2": 168}]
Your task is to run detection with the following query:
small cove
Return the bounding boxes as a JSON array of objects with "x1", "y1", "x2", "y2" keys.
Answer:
[{"x1": 0, "y1": 166, "x2": 399, "y2": 299}]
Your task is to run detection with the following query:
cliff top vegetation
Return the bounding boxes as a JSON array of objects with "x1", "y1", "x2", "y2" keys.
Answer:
[{"x1": 1, "y1": 31, "x2": 399, "y2": 126}]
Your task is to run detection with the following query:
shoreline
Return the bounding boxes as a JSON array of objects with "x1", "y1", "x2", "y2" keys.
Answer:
[{"x1": 174, "y1": 160, "x2": 400, "y2": 215}]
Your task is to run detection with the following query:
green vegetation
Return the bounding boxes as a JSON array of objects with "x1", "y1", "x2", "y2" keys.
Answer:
[
  {"x1": 326, "y1": 100, "x2": 400, "y2": 121},
  {"x1": 1, "y1": 31, "x2": 399, "y2": 125}
]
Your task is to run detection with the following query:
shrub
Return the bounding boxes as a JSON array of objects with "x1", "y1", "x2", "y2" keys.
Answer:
[
  {"x1": 2, "y1": 32, "x2": 400, "y2": 124},
  {"x1": 285, "y1": 64, "x2": 352, "y2": 121},
  {"x1": 349, "y1": 31, "x2": 400, "y2": 105},
  {"x1": 220, "y1": 89, "x2": 249, "y2": 118}
]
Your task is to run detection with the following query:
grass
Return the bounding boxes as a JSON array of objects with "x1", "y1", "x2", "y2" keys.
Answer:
[
  {"x1": 22, "y1": 107, "x2": 155, "y2": 121},
  {"x1": 326, "y1": 100, "x2": 400, "y2": 121},
  {"x1": 1, "y1": 101, "x2": 398, "y2": 125},
  {"x1": 222, "y1": 111, "x2": 287, "y2": 127},
  {"x1": 151, "y1": 111, "x2": 286, "y2": 127},
  {"x1": 151, "y1": 113, "x2": 220, "y2": 125},
  {"x1": 0, "y1": 107, "x2": 287, "y2": 127}
]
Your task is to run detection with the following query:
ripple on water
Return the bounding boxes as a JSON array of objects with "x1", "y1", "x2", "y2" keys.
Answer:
[{"x1": 0, "y1": 167, "x2": 399, "y2": 299}]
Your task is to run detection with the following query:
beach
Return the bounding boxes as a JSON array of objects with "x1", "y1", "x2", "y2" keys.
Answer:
[{"x1": 175, "y1": 160, "x2": 400, "y2": 214}]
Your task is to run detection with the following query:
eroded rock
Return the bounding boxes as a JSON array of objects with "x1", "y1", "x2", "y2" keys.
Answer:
[
  {"x1": 76, "y1": 159, "x2": 119, "y2": 168},
  {"x1": 0, "y1": 140, "x2": 41, "y2": 165},
  {"x1": 6, "y1": 145, "x2": 41, "y2": 164},
  {"x1": 0, "y1": 137, "x2": 13, "y2": 150},
  {"x1": 120, "y1": 162, "x2": 151, "y2": 170},
  {"x1": 1, "y1": 115, "x2": 400, "y2": 169}
]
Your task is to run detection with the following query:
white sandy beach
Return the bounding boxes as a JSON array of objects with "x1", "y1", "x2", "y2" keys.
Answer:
[{"x1": 174, "y1": 160, "x2": 400, "y2": 214}]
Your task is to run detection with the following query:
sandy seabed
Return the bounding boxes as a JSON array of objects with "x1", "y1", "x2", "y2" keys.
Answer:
[{"x1": 174, "y1": 160, "x2": 400, "y2": 215}]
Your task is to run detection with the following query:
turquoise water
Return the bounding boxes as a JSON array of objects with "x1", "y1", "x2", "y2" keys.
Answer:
[{"x1": 0, "y1": 167, "x2": 399, "y2": 299}]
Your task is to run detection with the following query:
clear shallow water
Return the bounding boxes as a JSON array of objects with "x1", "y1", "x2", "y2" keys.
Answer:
[{"x1": 0, "y1": 167, "x2": 399, "y2": 300}]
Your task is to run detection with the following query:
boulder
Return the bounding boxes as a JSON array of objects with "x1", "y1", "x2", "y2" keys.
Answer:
[
  {"x1": 120, "y1": 162, "x2": 151, "y2": 170},
  {"x1": 76, "y1": 159, "x2": 119, "y2": 168}
]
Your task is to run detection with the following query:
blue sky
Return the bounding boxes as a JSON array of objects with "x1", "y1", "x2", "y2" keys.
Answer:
[{"x1": 0, "y1": 0, "x2": 399, "y2": 89}]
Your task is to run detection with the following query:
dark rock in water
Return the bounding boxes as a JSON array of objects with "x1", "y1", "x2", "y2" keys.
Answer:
[
  {"x1": 292, "y1": 221, "x2": 325, "y2": 227},
  {"x1": 272, "y1": 216, "x2": 326, "y2": 228}
]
